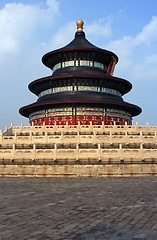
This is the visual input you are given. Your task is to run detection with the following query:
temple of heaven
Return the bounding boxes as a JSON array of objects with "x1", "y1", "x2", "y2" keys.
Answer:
[{"x1": 19, "y1": 20, "x2": 142, "y2": 126}]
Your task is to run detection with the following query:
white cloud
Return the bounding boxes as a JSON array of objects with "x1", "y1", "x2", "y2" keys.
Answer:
[
  {"x1": 46, "y1": 0, "x2": 60, "y2": 15},
  {"x1": 0, "y1": 1, "x2": 60, "y2": 56},
  {"x1": 106, "y1": 35, "x2": 134, "y2": 71},
  {"x1": 49, "y1": 21, "x2": 75, "y2": 49},
  {"x1": 132, "y1": 54, "x2": 157, "y2": 81},
  {"x1": 0, "y1": 0, "x2": 60, "y2": 129},
  {"x1": 135, "y1": 16, "x2": 157, "y2": 45},
  {"x1": 86, "y1": 17, "x2": 113, "y2": 38},
  {"x1": 0, "y1": 3, "x2": 36, "y2": 53},
  {"x1": 104, "y1": 16, "x2": 157, "y2": 80},
  {"x1": 145, "y1": 54, "x2": 157, "y2": 63}
]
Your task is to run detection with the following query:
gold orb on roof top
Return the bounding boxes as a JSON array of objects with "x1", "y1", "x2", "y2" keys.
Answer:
[{"x1": 76, "y1": 19, "x2": 84, "y2": 32}]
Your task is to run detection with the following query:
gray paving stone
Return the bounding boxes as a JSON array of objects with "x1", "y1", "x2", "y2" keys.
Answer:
[{"x1": 0, "y1": 177, "x2": 157, "y2": 239}]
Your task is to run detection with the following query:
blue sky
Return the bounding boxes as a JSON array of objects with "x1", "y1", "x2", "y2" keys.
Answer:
[{"x1": 0, "y1": 0, "x2": 157, "y2": 130}]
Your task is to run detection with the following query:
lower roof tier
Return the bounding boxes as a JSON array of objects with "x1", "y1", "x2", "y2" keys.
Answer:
[{"x1": 19, "y1": 99, "x2": 141, "y2": 118}]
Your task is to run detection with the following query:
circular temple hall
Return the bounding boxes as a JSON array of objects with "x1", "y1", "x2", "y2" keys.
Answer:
[{"x1": 19, "y1": 20, "x2": 142, "y2": 126}]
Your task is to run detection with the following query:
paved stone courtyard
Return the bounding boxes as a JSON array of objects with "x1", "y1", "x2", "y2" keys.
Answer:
[{"x1": 0, "y1": 177, "x2": 157, "y2": 240}]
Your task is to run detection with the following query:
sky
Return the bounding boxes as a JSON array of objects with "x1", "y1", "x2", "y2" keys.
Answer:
[{"x1": 0, "y1": 0, "x2": 157, "y2": 130}]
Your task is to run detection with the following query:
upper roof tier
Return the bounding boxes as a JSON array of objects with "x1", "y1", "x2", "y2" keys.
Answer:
[{"x1": 42, "y1": 20, "x2": 118, "y2": 71}]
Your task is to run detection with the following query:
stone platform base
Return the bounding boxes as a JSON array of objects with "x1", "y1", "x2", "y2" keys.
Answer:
[
  {"x1": 1, "y1": 124, "x2": 157, "y2": 177},
  {"x1": 0, "y1": 163, "x2": 157, "y2": 177}
]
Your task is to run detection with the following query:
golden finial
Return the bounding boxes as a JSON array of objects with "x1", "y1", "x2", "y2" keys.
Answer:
[{"x1": 76, "y1": 19, "x2": 84, "y2": 32}]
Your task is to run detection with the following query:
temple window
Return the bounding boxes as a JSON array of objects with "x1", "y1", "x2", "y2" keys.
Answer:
[
  {"x1": 39, "y1": 86, "x2": 122, "y2": 97},
  {"x1": 53, "y1": 60, "x2": 107, "y2": 73}
]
